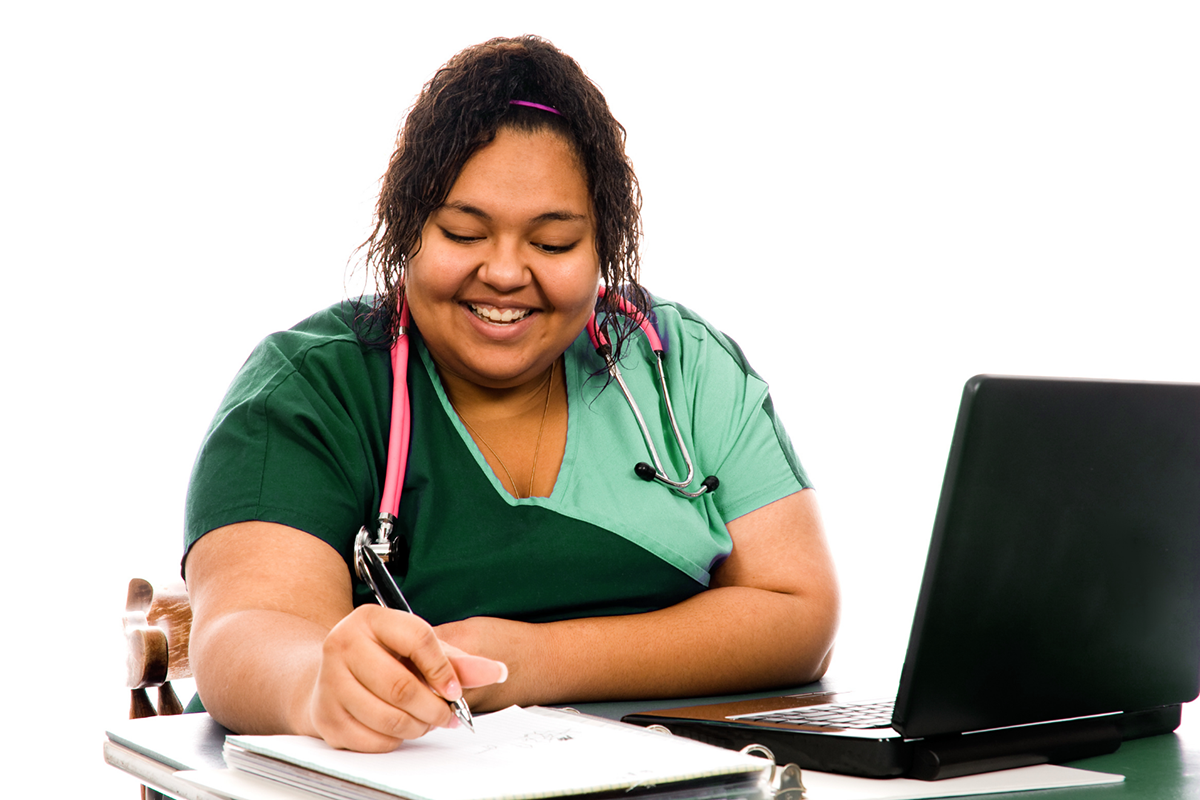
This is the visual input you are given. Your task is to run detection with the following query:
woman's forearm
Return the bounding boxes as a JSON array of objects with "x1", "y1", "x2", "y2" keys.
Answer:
[
  {"x1": 439, "y1": 582, "x2": 837, "y2": 710},
  {"x1": 544, "y1": 585, "x2": 834, "y2": 698},
  {"x1": 190, "y1": 607, "x2": 326, "y2": 736}
]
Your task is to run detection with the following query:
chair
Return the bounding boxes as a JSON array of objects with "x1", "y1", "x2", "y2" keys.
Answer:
[
  {"x1": 123, "y1": 578, "x2": 192, "y2": 718},
  {"x1": 123, "y1": 578, "x2": 192, "y2": 800}
]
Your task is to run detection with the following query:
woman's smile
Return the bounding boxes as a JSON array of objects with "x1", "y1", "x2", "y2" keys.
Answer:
[{"x1": 466, "y1": 302, "x2": 535, "y2": 325}]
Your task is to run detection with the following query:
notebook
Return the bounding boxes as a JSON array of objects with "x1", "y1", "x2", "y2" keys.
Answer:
[
  {"x1": 212, "y1": 706, "x2": 773, "y2": 800},
  {"x1": 624, "y1": 375, "x2": 1200, "y2": 780}
]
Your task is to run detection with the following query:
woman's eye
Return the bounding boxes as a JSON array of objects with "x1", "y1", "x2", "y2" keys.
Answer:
[
  {"x1": 441, "y1": 228, "x2": 482, "y2": 244},
  {"x1": 533, "y1": 241, "x2": 578, "y2": 255}
]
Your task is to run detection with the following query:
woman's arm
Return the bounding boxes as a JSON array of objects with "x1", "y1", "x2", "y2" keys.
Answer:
[
  {"x1": 185, "y1": 521, "x2": 507, "y2": 752},
  {"x1": 435, "y1": 487, "x2": 839, "y2": 709}
]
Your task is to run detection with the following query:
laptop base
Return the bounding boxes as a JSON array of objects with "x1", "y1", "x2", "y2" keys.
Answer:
[{"x1": 622, "y1": 704, "x2": 1180, "y2": 780}]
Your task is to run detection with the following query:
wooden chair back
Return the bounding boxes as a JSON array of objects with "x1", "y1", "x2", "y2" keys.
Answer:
[{"x1": 123, "y1": 578, "x2": 192, "y2": 719}]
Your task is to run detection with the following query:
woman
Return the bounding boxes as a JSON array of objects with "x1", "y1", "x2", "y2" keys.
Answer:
[{"x1": 184, "y1": 35, "x2": 838, "y2": 753}]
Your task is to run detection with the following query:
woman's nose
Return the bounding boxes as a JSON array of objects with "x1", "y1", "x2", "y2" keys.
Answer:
[{"x1": 477, "y1": 239, "x2": 530, "y2": 291}]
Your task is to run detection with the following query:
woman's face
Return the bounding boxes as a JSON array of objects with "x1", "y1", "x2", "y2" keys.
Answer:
[{"x1": 406, "y1": 127, "x2": 600, "y2": 390}]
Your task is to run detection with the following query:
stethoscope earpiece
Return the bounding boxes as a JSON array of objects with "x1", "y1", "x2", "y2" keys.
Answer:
[{"x1": 635, "y1": 462, "x2": 719, "y2": 497}]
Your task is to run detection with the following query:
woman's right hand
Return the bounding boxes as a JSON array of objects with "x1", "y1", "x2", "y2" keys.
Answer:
[
  {"x1": 308, "y1": 604, "x2": 507, "y2": 751},
  {"x1": 186, "y1": 521, "x2": 504, "y2": 751}
]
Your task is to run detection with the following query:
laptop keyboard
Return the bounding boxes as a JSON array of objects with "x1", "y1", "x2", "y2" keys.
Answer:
[{"x1": 731, "y1": 699, "x2": 896, "y2": 729}]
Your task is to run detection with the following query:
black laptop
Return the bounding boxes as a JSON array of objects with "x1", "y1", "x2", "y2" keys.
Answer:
[{"x1": 624, "y1": 375, "x2": 1200, "y2": 779}]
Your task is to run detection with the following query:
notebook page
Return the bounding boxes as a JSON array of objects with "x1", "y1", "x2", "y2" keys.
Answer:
[{"x1": 227, "y1": 706, "x2": 769, "y2": 800}]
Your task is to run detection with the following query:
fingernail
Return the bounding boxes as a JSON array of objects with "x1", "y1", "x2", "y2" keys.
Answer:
[
  {"x1": 496, "y1": 662, "x2": 509, "y2": 684},
  {"x1": 446, "y1": 714, "x2": 460, "y2": 730},
  {"x1": 444, "y1": 679, "x2": 463, "y2": 701}
]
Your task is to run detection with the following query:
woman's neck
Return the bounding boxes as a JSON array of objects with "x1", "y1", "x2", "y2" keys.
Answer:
[
  {"x1": 435, "y1": 357, "x2": 569, "y2": 499},
  {"x1": 436, "y1": 359, "x2": 561, "y2": 423}
]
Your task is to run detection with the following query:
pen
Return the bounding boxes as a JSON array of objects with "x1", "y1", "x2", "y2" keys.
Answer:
[{"x1": 353, "y1": 538, "x2": 476, "y2": 732}]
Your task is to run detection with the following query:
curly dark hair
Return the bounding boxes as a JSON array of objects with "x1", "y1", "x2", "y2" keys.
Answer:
[{"x1": 358, "y1": 35, "x2": 646, "y2": 357}]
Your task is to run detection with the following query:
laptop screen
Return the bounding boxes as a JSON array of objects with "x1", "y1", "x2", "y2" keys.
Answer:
[{"x1": 894, "y1": 375, "x2": 1200, "y2": 738}]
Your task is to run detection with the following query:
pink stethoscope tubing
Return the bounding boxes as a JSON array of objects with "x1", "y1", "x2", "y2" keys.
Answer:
[
  {"x1": 379, "y1": 298, "x2": 413, "y2": 523},
  {"x1": 586, "y1": 286, "x2": 663, "y2": 354}
]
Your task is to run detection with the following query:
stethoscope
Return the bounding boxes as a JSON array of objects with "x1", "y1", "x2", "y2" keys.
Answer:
[
  {"x1": 355, "y1": 287, "x2": 718, "y2": 567},
  {"x1": 586, "y1": 287, "x2": 720, "y2": 499}
]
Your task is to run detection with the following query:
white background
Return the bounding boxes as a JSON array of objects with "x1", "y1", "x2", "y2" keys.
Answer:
[{"x1": 2, "y1": 3, "x2": 1197, "y2": 797}]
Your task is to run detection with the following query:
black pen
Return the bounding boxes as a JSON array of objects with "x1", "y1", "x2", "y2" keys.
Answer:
[{"x1": 353, "y1": 536, "x2": 475, "y2": 732}]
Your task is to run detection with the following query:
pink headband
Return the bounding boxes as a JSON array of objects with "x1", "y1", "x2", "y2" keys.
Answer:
[{"x1": 509, "y1": 100, "x2": 562, "y2": 116}]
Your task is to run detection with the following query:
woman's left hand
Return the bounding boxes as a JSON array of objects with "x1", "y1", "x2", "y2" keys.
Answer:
[{"x1": 434, "y1": 616, "x2": 538, "y2": 711}]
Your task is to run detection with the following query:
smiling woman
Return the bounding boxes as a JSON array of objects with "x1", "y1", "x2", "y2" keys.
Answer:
[
  {"x1": 181, "y1": 35, "x2": 839, "y2": 754},
  {"x1": 406, "y1": 128, "x2": 598, "y2": 498}
]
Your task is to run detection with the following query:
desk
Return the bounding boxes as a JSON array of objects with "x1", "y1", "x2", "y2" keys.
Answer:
[{"x1": 105, "y1": 688, "x2": 1199, "y2": 800}]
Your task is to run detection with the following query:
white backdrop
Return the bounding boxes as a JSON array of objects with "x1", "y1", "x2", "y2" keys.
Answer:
[{"x1": 2, "y1": 3, "x2": 1197, "y2": 797}]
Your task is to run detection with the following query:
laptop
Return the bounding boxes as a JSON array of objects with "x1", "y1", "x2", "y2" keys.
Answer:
[{"x1": 624, "y1": 375, "x2": 1200, "y2": 779}]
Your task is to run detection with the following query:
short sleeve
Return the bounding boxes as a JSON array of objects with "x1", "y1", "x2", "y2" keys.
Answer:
[
  {"x1": 183, "y1": 304, "x2": 392, "y2": 571},
  {"x1": 662, "y1": 301, "x2": 810, "y2": 522}
]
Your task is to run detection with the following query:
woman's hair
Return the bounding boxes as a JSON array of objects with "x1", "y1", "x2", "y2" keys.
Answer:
[{"x1": 359, "y1": 35, "x2": 646, "y2": 355}]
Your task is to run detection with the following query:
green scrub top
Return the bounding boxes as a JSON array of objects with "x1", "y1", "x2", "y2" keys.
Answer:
[{"x1": 184, "y1": 296, "x2": 810, "y2": 625}]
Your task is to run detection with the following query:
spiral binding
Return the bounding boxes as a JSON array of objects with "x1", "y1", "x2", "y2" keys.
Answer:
[{"x1": 639, "y1": 722, "x2": 805, "y2": 799}]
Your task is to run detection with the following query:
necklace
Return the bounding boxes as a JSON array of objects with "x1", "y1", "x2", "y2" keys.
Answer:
[{"x1": 454, "y1": 360, "x2": 556, "y2": 499}]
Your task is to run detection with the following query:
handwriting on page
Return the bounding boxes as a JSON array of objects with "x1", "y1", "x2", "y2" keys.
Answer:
[{"x1": 472, "y1": 727, "x2": 575, "y2": 755}]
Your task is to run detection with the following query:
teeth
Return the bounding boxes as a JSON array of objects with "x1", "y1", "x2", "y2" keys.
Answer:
[{"x1": 470, "y1": 304, "x2": 531, "y2": 324}]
